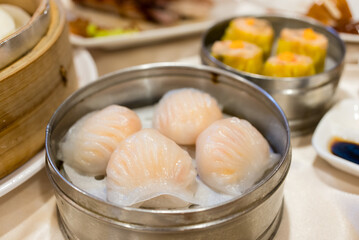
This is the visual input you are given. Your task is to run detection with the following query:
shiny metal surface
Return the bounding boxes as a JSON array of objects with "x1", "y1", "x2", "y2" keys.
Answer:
[
  {"x1": 0, "y1": 0, "x2": 50, "y2": 69},
  {"x1": 45, "y1": 63, "x2": 291, "y2": 240},
  {"x1": 200, "y1": 14, "x2": 346, "y2": 135}
]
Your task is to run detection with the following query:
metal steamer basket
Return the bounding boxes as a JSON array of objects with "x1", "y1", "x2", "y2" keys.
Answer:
[
  {"x1": 201, "y1": 15, "x2": 346, "y2": 136},
  {"x1": 45, "y1": 64, "x2": 291, "y2": 240}
]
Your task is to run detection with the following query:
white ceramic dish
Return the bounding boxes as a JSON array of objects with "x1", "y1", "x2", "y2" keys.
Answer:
[
  {"x1": 312, "y1": 99, "x2": 359, "y2": 177},
  {"x1": 0, "y1": 48, "x2": 98, "y2": 197},
  {"x1": 340, "y1": 33, "x2": 359, "y2": 43},
  {"x1": 61, "y1": 0, "x2": 266, "y2": 49},
  {"x1": 73, "y1": 48, "x2": 98, "y2": 86}
]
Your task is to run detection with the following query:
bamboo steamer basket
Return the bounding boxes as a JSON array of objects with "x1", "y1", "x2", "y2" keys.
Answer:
[{"x1": 0, "y1": 0, "x2": 78, "y2": 178}]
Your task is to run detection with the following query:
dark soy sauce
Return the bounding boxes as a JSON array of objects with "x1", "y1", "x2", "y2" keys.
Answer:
[{"x1": 330, "y1": 137, "x2": 359, "y2": 165}]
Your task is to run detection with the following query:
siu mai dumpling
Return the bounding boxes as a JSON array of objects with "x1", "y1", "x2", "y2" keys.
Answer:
[
  {"x1": 106, "y1": 129, "x2": 197, "y2": 208},
  {"x1": 196, "y1": 117, "x2": 271, "y2": 195},
  {"x1": 153, "y1": 88, "x2": 222, "y2": 145},
  {"x1": 277, "y1": 28, "x2": 328, "y2": 72},
  {"x1": 263, "y1": 52, "x2": 315, "y2": 77},
  {"x1": 222, "y1": 17, "x2": 274, "y2": 58},
  {"x1": 59, "y1": 105, "x2": 141, "y2": 176},
  {"x1": 211, "y1": 40, "x2": 263, "y2": 74}
]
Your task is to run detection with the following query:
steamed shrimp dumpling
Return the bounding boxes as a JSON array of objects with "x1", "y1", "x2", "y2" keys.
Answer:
[
  {"x1": 59, "y1": 105, "x2": 141, "y2": 176},
  {"x1": 106, "y1": 129, "x2": 197, "y2": 208},
  {"x1": 196, "y1": 117, "x2": 271, "y2": 195},
  {"x1": 153, "y1": 88, "x2": 222, "y2": 145}
]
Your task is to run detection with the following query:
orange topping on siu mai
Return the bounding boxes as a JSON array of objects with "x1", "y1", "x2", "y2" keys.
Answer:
[
  {"x1": 303, "y1": 28, "x2": 318, "y2": 40},
  {"x1": 278, "y1": 52, "x2": 297, "y2": 62},
  {"x1": 245, "y1": 18, "x2": 255, "y2": 26},
  {"x1": 229, "y1": 40, "x2": 244, "y2": 49}
]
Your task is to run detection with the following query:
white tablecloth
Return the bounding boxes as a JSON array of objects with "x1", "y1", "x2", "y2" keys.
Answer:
[{"x1": 1, "y1": 7, "x2": 359, "y2": 236}]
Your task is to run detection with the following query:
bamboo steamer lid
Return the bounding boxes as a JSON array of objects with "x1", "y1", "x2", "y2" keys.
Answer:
[{"x1": 0, "y1": 0, "x2": 78, "y2": 178}]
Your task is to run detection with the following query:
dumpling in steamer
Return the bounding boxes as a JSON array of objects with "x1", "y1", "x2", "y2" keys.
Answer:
[
  {"x1": 153, "y1": 88, "x2": 222, "y2": 145},
  {"x1": 196, "y1": 117, "x2": 273, "y2": 195},
  {"x1": 106, "y1": 129, "x2": 197, "y2": 208},
  {"x1": 59, "y1": 105, "x2": 141, "y2": 176}
]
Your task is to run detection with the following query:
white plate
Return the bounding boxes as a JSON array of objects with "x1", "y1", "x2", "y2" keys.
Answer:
[
  {"x1": 0, "y1": 48, "x2": 98, "y2": 197},
  {"x1": 340, "y1": 32, "x2": 359, "y2": 43},
  {"x1": 61, "y1": 0, "x2": 266, "y2": 49},
  {"x1": 312, "y1": 63, "x2": 359, "y2": 177},
  {"x1": 312, "y1": 99, "x2": 359, "y2": 177}
]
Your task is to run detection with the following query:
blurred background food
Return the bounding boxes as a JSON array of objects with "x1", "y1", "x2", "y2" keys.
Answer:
[
  {"x1": 72, "y1": 0, "x2": 213, "y2": 24},
  {"x1": 68, "y1": 0, "x2": 214, "y2": 38},
  {"x1": 253, "y1": 0, "x2": 358, "y2": 35},
  {"x1": 306, "y1": 0, "x2": 358, "y2": 35}
]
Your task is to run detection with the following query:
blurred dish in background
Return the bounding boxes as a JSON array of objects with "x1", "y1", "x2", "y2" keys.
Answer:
[
  {"x1": 65, "y1": 0, "x2": 213, "y2": 39},
  {"x1": 306, "y1": 0, "x2": 358, "y2": 36},
  {"x1": 71, "y1": 0, "x2": 213, "y2": 26},
  {"x1": 246, "y1": 0, "x2": 359, "y2": 43},
  {"x1": 60, "y1": 0, "x2": 256, "y2": 49}
]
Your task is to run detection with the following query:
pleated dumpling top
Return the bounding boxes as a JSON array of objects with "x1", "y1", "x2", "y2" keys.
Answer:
[
  {"x1": 59, "y1": 105, "x2": 142, "y2": 176},
  {"x1": 106, "y1": 129, "x2": 197, "y2": 208},
  {"x1": 196, "y1": 117, "x2": 271, "y2": 195},
  {"x1": 153, "y1": 88, "x2": 222, "y2": 145}
]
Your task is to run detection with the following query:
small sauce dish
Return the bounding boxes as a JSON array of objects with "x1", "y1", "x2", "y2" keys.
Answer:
[{"x1": 312, "y1": 99, "x2": 359, "y2": 177}]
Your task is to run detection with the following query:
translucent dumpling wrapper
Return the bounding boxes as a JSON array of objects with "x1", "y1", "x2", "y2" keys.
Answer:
[
  {"x1": 196, "y1": 117, "x2": 279, "y2": 195},
  {"x1": 153, "y1": 88, "x2": 223, "y2": 145},
  {"x1": 106, "y1": 128, "x2": 197, "y2": 208},
  {"x1": 58, "y1": 105, "x2": 142, "y2": 176}
]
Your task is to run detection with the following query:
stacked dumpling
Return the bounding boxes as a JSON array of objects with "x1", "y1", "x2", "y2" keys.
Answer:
[{"x1": 59, "y1": 88, "x2": 279, "y2": 209}]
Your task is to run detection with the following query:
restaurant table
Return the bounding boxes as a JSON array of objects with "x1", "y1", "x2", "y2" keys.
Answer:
[{"x1": 1, "y1": 31, "x2": 359, "y2": 240}]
